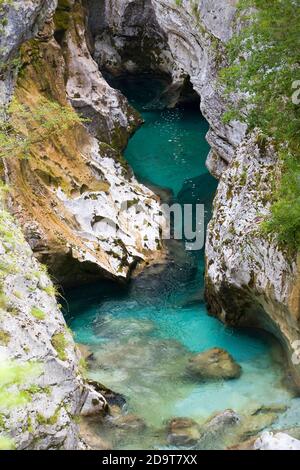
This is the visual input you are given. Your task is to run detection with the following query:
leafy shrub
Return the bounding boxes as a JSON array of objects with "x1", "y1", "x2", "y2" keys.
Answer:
[
  {"x1": 220, "y1": 0, "x2": 300, "y2": 250},
  {"x1": 0, "y1": 358, "x2": 40, "y2": 449}
]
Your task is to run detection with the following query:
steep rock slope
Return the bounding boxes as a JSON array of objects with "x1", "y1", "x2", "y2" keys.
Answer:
[
  {"x1": 3, "y1": 0, "x2": 164, "y2": 286},
  {"x1": 0, "y1": 200, "x2": 107, "y2": 449},
  {"x1": 152, "y1": 0, "x2": 300, "y2": 385},
  {"x1": 205, "y1": 134, "x2": 300, "y2": 386},
  {"x1": 0, "y1": 0, "x2": 107, "y2": 450}
]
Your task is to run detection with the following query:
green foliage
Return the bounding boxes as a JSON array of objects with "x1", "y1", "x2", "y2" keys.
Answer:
[
  {"x1": 0, "y1": 292, "x2": 8, "y2": 310},
  {"x1": 42, "y1": 284, "x2": 59, "y2": 298},
  {"x1": 31, "y1": 306, "x2": 46, "y2": 321},
  {"x1": 36, "y1": 407, "x2": 60, "y2": 426},
  {"x1": 220, "y1": 0, "x2": 300, "y2": 249},
  {"x1": 0, "y1": 0, "x2": 13, "y2": 31},
  {"x1": 0, "y1": 97, "x2": 85, "y2": 160},
  {"x1": 0, "y1": 359, "x2": 40, "y2": 449},
  {"x1": 0, "y1": 329, "x2": 10, "y2": 345},
  {"x1": 78, "y1": 357, "x2": 87, "y2": 377},
  {"x1": 53, "y1": 0, "x2": 72, "y2": 32},
  {"x1": 51, "y1": 332, "x2": 68, "y2": 361},
  {"x1": 262, "y1": 156, "x2": 300, "y2": 248}
]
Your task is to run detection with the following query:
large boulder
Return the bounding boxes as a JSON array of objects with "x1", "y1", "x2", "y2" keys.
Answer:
[{"x1": 186, "y1": 348, "x2": 242, "y2": 380}]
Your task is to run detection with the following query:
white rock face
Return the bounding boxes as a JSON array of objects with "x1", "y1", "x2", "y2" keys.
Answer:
[
  {"x1": 90, "y1": 0, "x2": 179, "y2": 78},
  {"x1": 0, "y1": 206, "x2": 106, "y2": 449},
  {"x1": 205, "y1": 133, "x2": 300, "y2": 384},
  {"x1": 56, "y1": 139, "x2": 164, "y2": 279},
  {"x1": 64, "y1": 0, "x2": 140, "y2": 147},
  {"x1": 0, "y1": 0, "x2": 57, "y2": 61},
  {"x1": 254, "y1": 431, "x2": 300, "y2": 451}
]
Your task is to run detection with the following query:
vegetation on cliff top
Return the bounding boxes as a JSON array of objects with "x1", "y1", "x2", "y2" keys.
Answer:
[{"x1": 221, "y1": 0, "x2": 300, "y2": 250}]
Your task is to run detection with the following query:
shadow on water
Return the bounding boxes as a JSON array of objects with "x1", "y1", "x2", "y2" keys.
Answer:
[{"x1": 64, "y1": 75, "x2": 295, "y2": 449}]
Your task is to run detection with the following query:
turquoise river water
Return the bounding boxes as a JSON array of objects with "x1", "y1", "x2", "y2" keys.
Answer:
[{"x1": 65, "y1": 77, "x2": 298, "y2": 449}]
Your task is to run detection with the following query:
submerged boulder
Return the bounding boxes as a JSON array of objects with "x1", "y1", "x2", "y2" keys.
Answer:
[
  {"x1": 86, "y1": 379, "x2": 127, "y2": 409},
  {"x1": 202, "y1": 409, "x2": 240, "y2": 431},
  {"x1": 198, "y1": 409, "x2": 240, "y2": 449},
  {"x1": 186, "y1": 348, "x2": 242, "y2": 380},
  {"x1": 108, "y1": 413, "x2": 146, "y2": 432},
  {"x1": 79, "y1": 418, "x2": 112, "y2": 450},
  {"x1": 236, "y1": 413, "x2": 278, "y2": 442},
  {"x1": 167, "y1": 417, "x2": 201, "y2": 447}
]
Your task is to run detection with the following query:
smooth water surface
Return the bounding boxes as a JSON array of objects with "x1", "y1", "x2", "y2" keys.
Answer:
[{"x1": 65, "y1": 77, "x2": 294, "y2": 449}]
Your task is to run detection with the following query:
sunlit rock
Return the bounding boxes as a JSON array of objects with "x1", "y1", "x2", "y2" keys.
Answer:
[{"x1": 186, "y1": 347, "x2": 241, "y2": 380}]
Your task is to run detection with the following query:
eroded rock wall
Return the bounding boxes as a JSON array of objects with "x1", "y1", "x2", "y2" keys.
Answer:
[
  {"x1": 3, "y1": 0, "x2": 165, "y2": 286},
  {"x1": 205, "y1": 133, "x2": 300, "y2": 386},
  {"x1": 87, "y1": 0, "x2": 179, "y2": 78},
  {"x1": 150, "y1": 0, "x2": 300, "y2": 385},
  {"x1": 0, "y1": 202, "x2": 104, "y2": 449},
  {"x1": 92, "y1": 0, "x2": 246, "y2": 176},
  {"x1": 0, "y1": 0, "x2": 107, "y2": 450}
]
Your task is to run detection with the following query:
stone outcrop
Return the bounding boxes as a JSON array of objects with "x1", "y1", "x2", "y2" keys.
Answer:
[
  {"x1": 0, "y1": 200, "x2": 107, "y2": 449},
  {"x1": 205, "y1": 133, "x2": 300, "y2": 386},
  {"x1": 3, "y1": 0, "x2": 165, "y2": 286}
]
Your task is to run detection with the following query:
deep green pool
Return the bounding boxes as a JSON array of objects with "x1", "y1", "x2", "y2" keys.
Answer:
[{"x1": 65, "y1": 77, "x2": 295, "y2": 449}]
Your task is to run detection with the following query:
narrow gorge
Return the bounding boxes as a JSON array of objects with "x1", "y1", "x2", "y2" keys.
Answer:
[{"x1": 0, "y1": 0, "x2": 299, "y2": 452}]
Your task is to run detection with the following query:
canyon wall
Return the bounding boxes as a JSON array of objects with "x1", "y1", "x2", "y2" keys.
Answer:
[
  {"x1": 150, "y1": 0, "x2": 300, "y2": 386},
  {"x1": 0, "y1": 200, "x2": 107, "y2": 449},
  {"x1": 0, "y1": 0, "x2": 107, "y2": 449},
  {"x1": 3, "y1": 0, "x2": 165, "y2": 286}
]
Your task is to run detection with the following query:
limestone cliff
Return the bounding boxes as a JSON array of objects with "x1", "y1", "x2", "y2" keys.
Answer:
[
  {"x1": 150, "y1": 0, "x2": 300, "y2": 386},
  {"x1": 3, "y1": 0, "x2": 164, "y2": 286},
  {"x1": 0, "y1": 0, "x2": 113, "y2": 450},
  {"x1": 0, "y1": 197, "x2": 107, "y2": 449},
  {"x1": 205, "y1": 133, "x2": 300, "y2": 387}
]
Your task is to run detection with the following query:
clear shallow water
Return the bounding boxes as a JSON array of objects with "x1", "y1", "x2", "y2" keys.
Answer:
[{"x1": 65, "y1": 77, "x2": 294, "y2": 449}]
